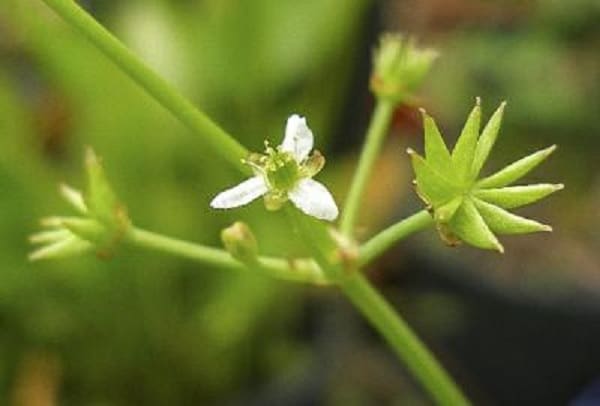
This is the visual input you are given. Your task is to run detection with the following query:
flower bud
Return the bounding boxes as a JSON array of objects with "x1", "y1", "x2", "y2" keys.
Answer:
[
  {"x1": 221, "y1": 222, "x2": 259, "y2": 266},
  {"x1": 29, "y1": 148, "x2": 130, "y2": 261},
  {"x1": 370, "y1": 34, "x2": 437, "y2": 103}
]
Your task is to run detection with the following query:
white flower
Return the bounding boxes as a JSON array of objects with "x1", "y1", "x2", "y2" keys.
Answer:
[{"x1": 210, "y1": 115, "x2": 339, "y2": 221}]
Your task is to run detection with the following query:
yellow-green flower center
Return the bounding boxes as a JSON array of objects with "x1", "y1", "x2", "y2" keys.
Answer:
[{"x1": 265, "y1": 151, "x2": 300, "y2": 191}]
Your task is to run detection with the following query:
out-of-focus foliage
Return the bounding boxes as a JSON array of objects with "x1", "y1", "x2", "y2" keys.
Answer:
[
  {"x1": 0, "y1": 0, "x2": 598, "y2": 404},
  {"x1": 0, "y1": 0, "x2": 370, "y2": 404}
]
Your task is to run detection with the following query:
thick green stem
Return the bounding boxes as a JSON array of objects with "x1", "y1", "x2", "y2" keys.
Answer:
[
  {"x1": 340, "y1": 274, "x2": 470, "y2": 406},
  {"x1": 359, "y1": 210, "x2": 433, "y2": 266},
  {"x1": 127, "y1": 227, "x2": 328, "y2": 285},
  {"x1": 340, "y1": 99, "x2": 395, "y2": 234},
  {"x1": 40, "y1": 0, "x2": 248, "y2": 173}
]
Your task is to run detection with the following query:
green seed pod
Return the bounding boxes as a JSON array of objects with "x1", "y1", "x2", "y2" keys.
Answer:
[{"x1": 409, "y1": 100, "x2": 562, "y2": 252}]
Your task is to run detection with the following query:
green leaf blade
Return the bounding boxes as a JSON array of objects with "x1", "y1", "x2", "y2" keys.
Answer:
[
  {"x1": 449, "y1": 197, "x2": 503, "y2": 252},
  {"x1": 471, "y1": 101, "x2": 506, "y2": 180},
  {"x1": 476, "y1": 145, "x2": 556, "y2": 189},
  {"x1": 474, "y1": 183, "x2": 563, "y2": 209},
  {"x1": 473, "y1": 198, "x2": 552, "y2": 235}
]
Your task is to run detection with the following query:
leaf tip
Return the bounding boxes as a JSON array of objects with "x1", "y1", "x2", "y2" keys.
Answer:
[{"x1": 495, "y1": 241, "x2": 505, "y2": 254}]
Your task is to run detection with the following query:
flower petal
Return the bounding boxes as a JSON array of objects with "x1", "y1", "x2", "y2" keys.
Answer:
[
  {"x1": 289, "y1": 179, "x2": 338, "y2": 221},
  {"x1": 210, "y1": 176, "x2": 268, "y2": 209},
  {"x1": 281, "y1": 114, "x2": 314, "y2": 162}
]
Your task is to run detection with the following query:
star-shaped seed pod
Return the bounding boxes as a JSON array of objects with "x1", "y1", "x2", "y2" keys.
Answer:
[{"x1": 408, "y1": 99, "x2": 563, "y2": 253}]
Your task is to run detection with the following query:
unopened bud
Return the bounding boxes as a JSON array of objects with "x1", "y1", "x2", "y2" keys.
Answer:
[
  {"x1": 370, "y1": 34, "x2": 437, "y2": 103},
  {"x1": 221, "y1": 222, "x2": 259, "y2": 265}
]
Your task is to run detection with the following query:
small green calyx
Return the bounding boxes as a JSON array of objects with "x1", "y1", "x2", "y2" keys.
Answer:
[
  {"x1": 409, "y1": 99, "x2": 562, "y2": 253},
  {"x1": 29, "y1": 148, "x2": 130, "y2": 261},
  {"x1": 370, "y1": 33, "x2": 437, "y2": 103}
]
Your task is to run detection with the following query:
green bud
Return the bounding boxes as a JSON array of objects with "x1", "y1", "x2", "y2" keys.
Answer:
[
  {"x1": 370, "y1": 34, "x2": 437, "y2": 103},
  {"x1": 221, "y1": 222, "x2": 259, "y2": 265},
  {"x1": 409, "y1": 100, "x2": 562, "y2": 252},
  {"x1": 29, "y1": 148, "x2": 131, "y2": 261}
]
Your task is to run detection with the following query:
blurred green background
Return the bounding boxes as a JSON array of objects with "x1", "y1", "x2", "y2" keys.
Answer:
[{"x1": 0, "y1": 0, "x2": 598, "y2": 405}]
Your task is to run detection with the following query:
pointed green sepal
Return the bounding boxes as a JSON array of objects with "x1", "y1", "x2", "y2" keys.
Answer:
[
  {"x1": 59, "y1": 183, "x2": 88, "y2": 214},
  {"x1": 449, "y1": 198, "x2": 504, "y2": 252},
  {"x1": 408, "y1": 148, "x2": 458, "y2": 206},
  {"x1": 477, "y1": 145, "x2": 557, "y2": 189},
  {"x1": 85, "y1": 147, "x2": 123, "y2": 227},
  {"x1": 59, "y1": 217, "x2": 106, "y2": 244},
  {"x1": 434, "y1": 195, "x2": 463, "y2": 223},
  {"x1": 28, "y1": 236, "x2": 93, "y2": 262},
  {"x1": 471, "y1": 101, "x2": 506, "y2": 180},
  {"x1": 473, "y1": 198, "x2": 552, "y2": 234},
  {"x1": 452, "y1": 99, "x2": 481, "y2": 182},
  {"x1": 421, "y1": 108, "x2": 453, "y2": 175},
  {"x1": 473, "y1": 183, "x2": 563, "y2": 209},
  {"x1": 29, "y1": 229, "x2": 72, "y2": 245}
]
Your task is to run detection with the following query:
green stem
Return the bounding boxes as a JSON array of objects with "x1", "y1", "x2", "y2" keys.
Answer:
[
  {"x1": 359, "y1": 210, "x2": 433, "y2": 267},
  {"x1": 286, "y1": 209, "x2": 469, "y2": 405},
  {"x1": 40, "y1": 0, "x2": 248, "y2": 173},
  {"x1": 340, "y1": 274, "x2": 470, "y2": 406},
  {"x1": 340, "y1": 99, "x2": 395, "y2": 234},
  {"x1": 127, "y1": 227, "x2": 328, "y2": 285}
]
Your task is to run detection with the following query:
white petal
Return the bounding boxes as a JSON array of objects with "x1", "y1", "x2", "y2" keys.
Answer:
[
  {"x1": 210, "y1": 176, "x2": 268, "y2": 209},
  {"x1": 289, "y1": 178, "x2": 338, "y2": 221},
  {"x1": 281, "y1": 114, "x2": 314, "y2": 162}
]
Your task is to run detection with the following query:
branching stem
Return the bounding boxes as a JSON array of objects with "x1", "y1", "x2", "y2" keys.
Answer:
[
  {"x1": 359, "y1": 210, "x2": 433, "y2": 266},
  {"x1": 127, "y1": 227, "x2": 328, "y2": 285}
]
